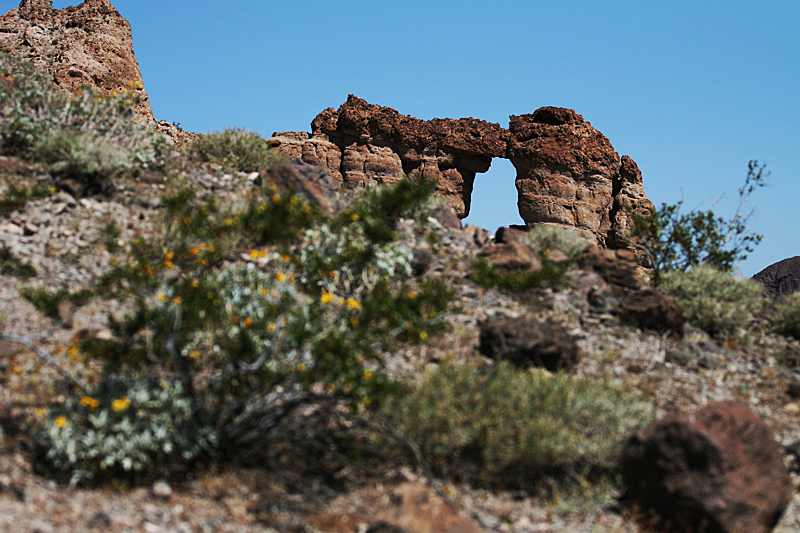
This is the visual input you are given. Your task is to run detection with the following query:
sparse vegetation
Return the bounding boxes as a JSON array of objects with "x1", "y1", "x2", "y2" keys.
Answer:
[
  {"x1": 0, "y1": 244, "x2": 36, "y2": 278},
  {"x1": 772, "y1": 293, "x2": 800, "y2": 340},
  {"x1": 386, "y1": 361, "x2": 653, "y2": 491},
  {"x1": 659, "y1": 265, "x2": 764, "y2": 338},
  {"x1": 187, "y1": 128, "x2": 283, "y2": 173},
  {"x1": 626, "y1": 161, "x2": 768, "y2": 284},
  {"x1": 526, "y1": 225, "x2": 591, "y2": 260},
  {"x1": 0, "y1": 50, "x2": 171, "y2": 196}
]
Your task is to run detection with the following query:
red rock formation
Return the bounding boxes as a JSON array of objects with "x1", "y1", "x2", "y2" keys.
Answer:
[
  {"x1": 0, "y1": 0, "x2": 153, "y2": 119},
  {"x1": 269, "y1": 96, "x2": 653, "y2": 248}
]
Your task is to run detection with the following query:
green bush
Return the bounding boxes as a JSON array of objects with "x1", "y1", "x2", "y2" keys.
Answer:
[
  {"x1": 526, "y1": 225, "x2": 591, "y2": 260},
  {"x1": 187, "y1": 128, "x2": 283, "y2": 173},
  {"x1": 38, "y1": 378, "x2": 216, "y2": 485},
  {"x1": 626, "y1": 161, "x2": 767, "y2": 284},
  {"x1": 470, "y1": 257, "x2": 565, "y2": 292},
  {"x1": 0, "y1": 244, "x2": 36, "y2": 278},
  {"x1": 386, "y1": 362, "x2": 653, "y2": 490},
  {"x1": 660, "y1": 265, "x2": 764, "y2": 338},
  {"x1": 37, "y1": 176, "x2": 453, "y2": 483},
  {"x1": 772, "y1": 293, "x2": 800, "y2": 340}
]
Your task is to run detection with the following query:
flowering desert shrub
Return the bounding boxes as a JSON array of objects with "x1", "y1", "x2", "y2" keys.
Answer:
[{"x1": 37, "y1": 174, "x2": 452, "y2": 483}]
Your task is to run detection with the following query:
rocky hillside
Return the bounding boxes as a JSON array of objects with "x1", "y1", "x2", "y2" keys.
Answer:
[
  {"x1": 2, "y1": 2, "x2": 800, "y2": 533},
  {"x1": 754, "y1": 257, "x2": 800, "y2": 298}
]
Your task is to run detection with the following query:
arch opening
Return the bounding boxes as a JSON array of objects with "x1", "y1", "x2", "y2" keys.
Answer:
[{"x1": 462, "y1": 158, "x2": 523, "y2": 233}]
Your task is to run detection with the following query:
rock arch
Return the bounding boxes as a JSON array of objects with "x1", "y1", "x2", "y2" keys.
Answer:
[{"x1": 268, "y1": 95, "x2": 653, "y2": 248}]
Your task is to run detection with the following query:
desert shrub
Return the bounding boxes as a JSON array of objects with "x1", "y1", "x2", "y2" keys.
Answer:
[
  {"x1": 526, "y1": 225, "x2": 591, "y2": 259},
  {"x1": 0, "y1": 244, "x2": 36, "y2": 278},
  {"x1": 470, "y1": 257, "x2": 566, "y2": 292},
  {"x1": 771, "y1": 293, "x2": 800, "y2": 340},
  {"x1": 386, "y1": 362, "x2": 653, "y2": 490},
  {"x1": 38, "y1": 378, "x2": 216, "y2": 486},
  {"x1": 187, "y1": 128, "x2": 283, "y2": 173},
  {"x1": 0, "y1": 51, "x2": 171, "y2": 192},
  {"x1": 626, "y1": 161, "x2": 767, "y2": 284},
  {"x1": 660, "y1": 265, "x2": 764, "y2": 338},
  {"x1": 37, "y1": 176, "x2": 453, "y2": 483},
  {"x1": 0, "y1": 182, "x2": 56, "y2": 216}
]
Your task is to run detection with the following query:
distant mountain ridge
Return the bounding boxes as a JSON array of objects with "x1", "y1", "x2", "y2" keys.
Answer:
[{"x1": 752, "y1": 256, "x2": 800, "y2": 297}]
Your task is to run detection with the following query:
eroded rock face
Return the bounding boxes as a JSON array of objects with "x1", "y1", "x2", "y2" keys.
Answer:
[
  {"x1": 269, "y1": 95, "x2": 653, "y2": 248},
  {"x1": 752, "y1": 256, "x2": 800, "y2": 297},
  {"x1": 0, "y1": 0, "x2": 153, "y2": 119}
]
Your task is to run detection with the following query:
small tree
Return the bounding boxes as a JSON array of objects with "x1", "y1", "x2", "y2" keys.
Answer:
[{"x1": 626, "y1": 160, "x2": 768, "y2": 284}]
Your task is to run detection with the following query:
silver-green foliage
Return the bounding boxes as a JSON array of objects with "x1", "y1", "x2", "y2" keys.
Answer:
[
  {"x1": 772, "y1": 292, "x2": 800, "y2": 340},
  {"x1": 0, "y1": 51, "x2": 171, "y2": 178},
  {"x1": 526, "y1": 225, "x2": 591, "y2": 259},
  {"x1": 388, "y1": 362, "x2": 653, "y2": 488},
  {"x1": 660, "y1": 265, "x2": 764, "y2": 338},
  {"x1": 41, "y1": 379, "x2": 216, "y2": 486},
  {"x1": 187, "y1": 128, "x2": 283, "y2": 173}
]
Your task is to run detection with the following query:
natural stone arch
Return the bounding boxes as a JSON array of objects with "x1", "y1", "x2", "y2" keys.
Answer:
[{"x1": 268, "y1": 95, "x2": 653, "y2": 248}]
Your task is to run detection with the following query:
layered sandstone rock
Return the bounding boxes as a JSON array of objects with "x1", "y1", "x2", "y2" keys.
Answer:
[
  {"x1": 269, "y1": 95, "x2": 653, "y2": 248},
  {"x1": 0, "y1": 0, "x2": 152, "y2": 119}
]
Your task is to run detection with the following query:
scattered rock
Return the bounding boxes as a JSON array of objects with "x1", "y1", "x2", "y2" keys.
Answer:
[
  {"x1": 619, "y1": 401, "x2": 793, "y2": 533},
  {"x1": 494, "y1": 226, "x2": 528, "y2": 245},
  {"x1": 577, "y1": 245, "x2": 644, "y2": 290},
  {"x1": 151, "y1": 480, "x2": 172, "y2": 500},
  {"x1": 479, "y1": 315, "x2": 581, "y2": 371},
  {"x1": 373, "y1": 483, "x2": 483, "y2": 533}
]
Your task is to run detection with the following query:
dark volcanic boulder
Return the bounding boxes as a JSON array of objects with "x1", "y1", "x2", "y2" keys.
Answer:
[
  {"x1": 479, "y1": 315, "x2": 580, "y2": 371},
  {"x1": 619, "y1": 401, "x2": 792, "y2": 533},
  {"x1": 753, "y1": 256, "x2": 800, "y2": 297}
]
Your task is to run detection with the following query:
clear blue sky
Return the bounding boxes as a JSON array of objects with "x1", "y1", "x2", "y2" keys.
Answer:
[{"x1": 21, "y1": 1, "x2": 800, "y2": 277}]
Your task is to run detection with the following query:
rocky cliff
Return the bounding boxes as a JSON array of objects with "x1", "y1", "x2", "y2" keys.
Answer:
[
  {"x1": 0, "y1": 0, "x2": 152, "y2": 119},
  {"x1": 269, "y1": 95, "x2": 653, "y2": 248}
]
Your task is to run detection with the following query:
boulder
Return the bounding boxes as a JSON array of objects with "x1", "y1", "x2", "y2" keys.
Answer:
[
  {"x1": 478, "y1": 315, "x2": 580, "y2": 371},
  {"x1": 477, "y1": 242, "x2": 541, "y2": 272},
  {"x1": 258, "y1": 159, "x2": 343, "y2": 215},
  {"x1": 618, "y1": 287, "x2": 685, "y2": 338},
  {"x1": 0, "y1": 0, "x2": 153, "y2": 120},
  {"x1": 619, "y1": 401, "x2": 793, "y2": 533},
  {"x1": 268, "y1": 96, "x2": 654, "y2": 247}
]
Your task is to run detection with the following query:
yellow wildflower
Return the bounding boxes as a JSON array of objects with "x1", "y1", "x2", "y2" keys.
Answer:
[
  {"x1": 351, "y1": 214, "x2": 360, "y2": 222},
  {"x1": 54, "y1": 416, "x2": 68, "y2": 428},
  {"x1": 111, "y1": 398, "x2": 130, "y2": 412},
  {"x1": 80, "y1": 396, "x2": 99, "y2": 409},
  {"x1": 419, "y1": 331, "x2": 429, "y2": 341},
  {"x1": 276, "y1": 272, "x2": 287, "y2": 282},
  {"x1": 172, "y1": 296, "x2": 183, "y2": 305},
  {"x1": 346, "y1": 298, "x2": 361, "y2": 310},
  {"x1": 363, "y1": 396, "x2": 372, "y2": 407},
  {"x1": 190, "y1": 247, "x2": 199, "y2": 256},
  {"x1": 297, "y1": 363, "x2": 307, "y2": 373},
  {"x1": 321, "y1": 292, "x2": 334, "y2": 305},
  {"x1": 272, "y1": 193, "x2": 281, "y2": 204},
  {"x1": 261, "y1": 287, "x2": 269, "y2": 296},
  {"x1": 267, "y1": 322, "x2": 276, "y2": 333},
  {"x1": 190, "y1": 350, "x2": 201, "y2": 359},
  {"x1": 244, "y1": 317, "x2": 253, "y2": 327},
  {"x1": 224, "y1": 217, "x2": 234, "y2": 226},
  {"x1": 281, "y1": 254, "x2": 291, "y2": 263},
  {"x1": 156, "y1": 293, "x2": 166, "y2": 302},
  {"x1": 191, "y1": 279, "x2": 199, "y2": 288},
  {"x1": 364, "y1": 369, "x2": 373, "y2": 380}
]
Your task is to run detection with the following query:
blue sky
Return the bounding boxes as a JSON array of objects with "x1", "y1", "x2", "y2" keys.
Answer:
[{"x1": 25, "y1": 1, "x2": 800, "y2": 276}]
